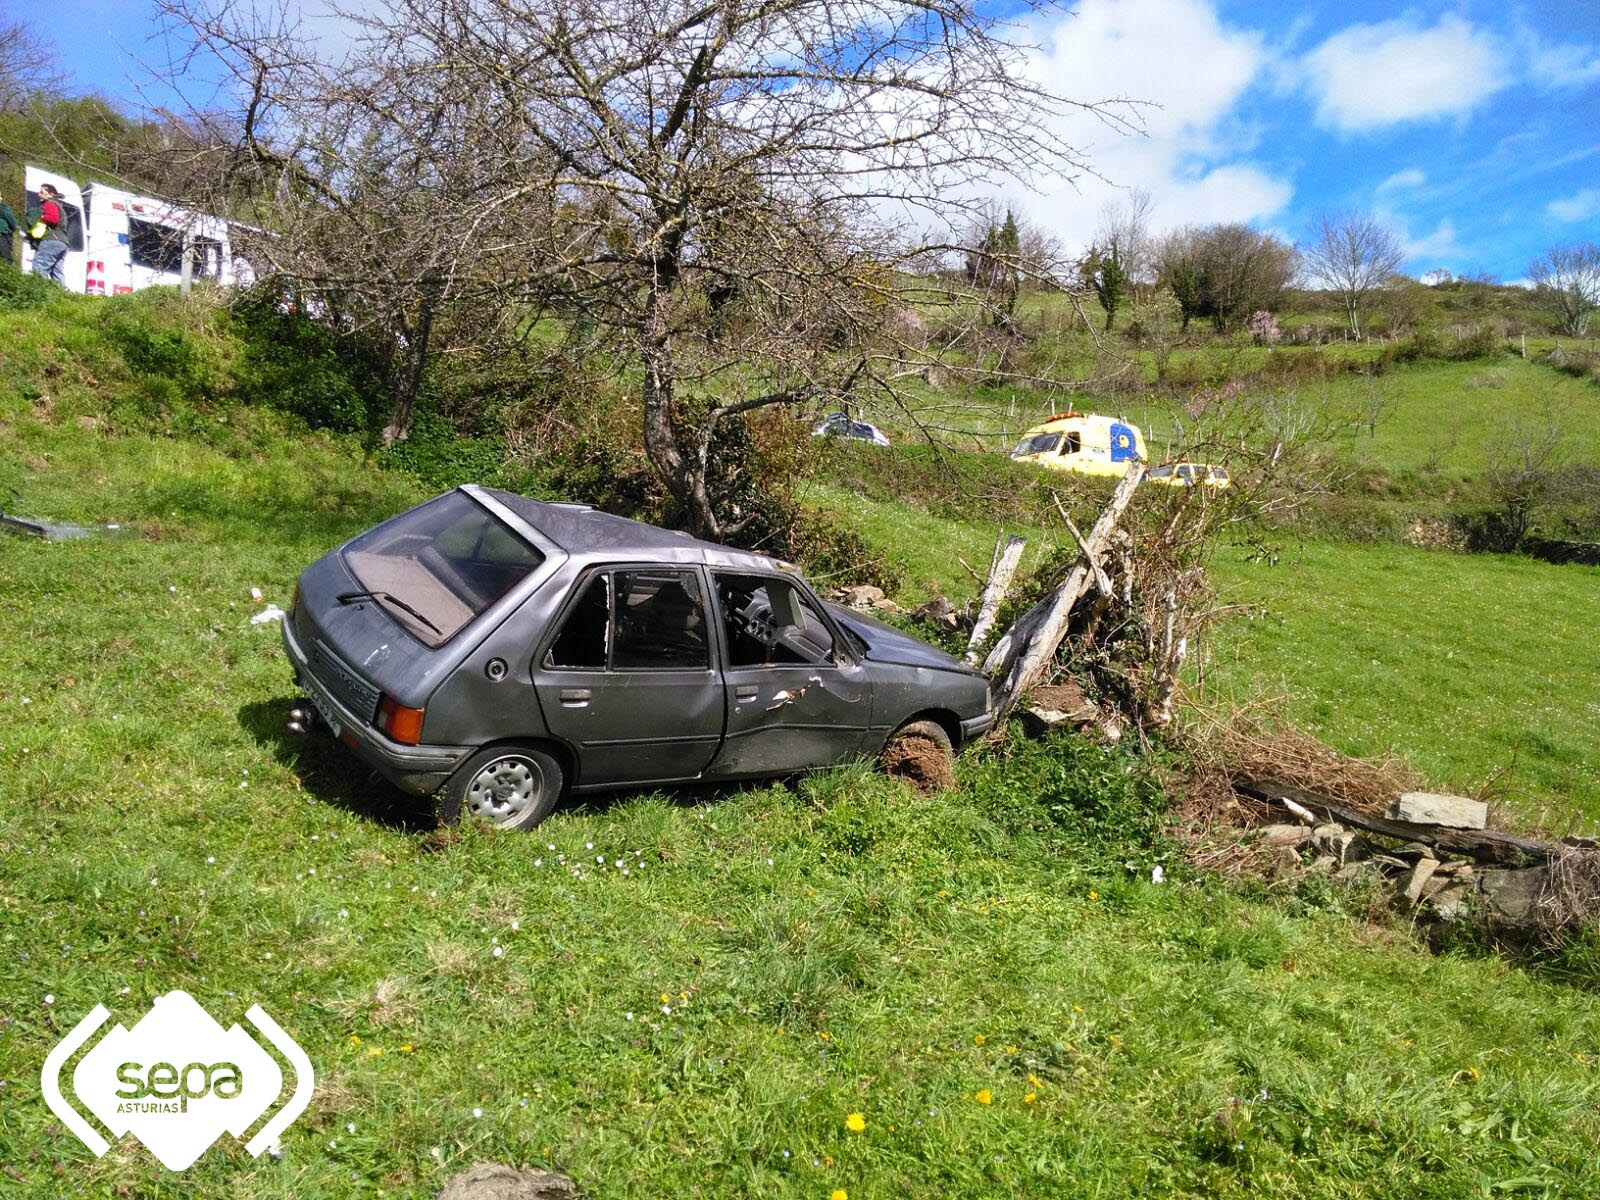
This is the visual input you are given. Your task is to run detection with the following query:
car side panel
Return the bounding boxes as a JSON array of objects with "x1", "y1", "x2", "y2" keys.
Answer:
[{"x1": 860, "y1": 663, "x2": 990, "y2": 752}]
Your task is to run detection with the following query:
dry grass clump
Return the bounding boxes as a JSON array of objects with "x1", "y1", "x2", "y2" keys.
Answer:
[{"x1": 1536, "y1": 848, "x2": 1600, "y2": 948}]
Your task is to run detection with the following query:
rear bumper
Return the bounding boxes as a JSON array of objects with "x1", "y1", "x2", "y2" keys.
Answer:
[{"x1": 281, "y1": 616, "x2": 471, "y2": 796}]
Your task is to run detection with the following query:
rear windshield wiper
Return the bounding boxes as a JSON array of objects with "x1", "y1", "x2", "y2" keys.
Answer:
[{"x1": 336, "y1": 590, "x2": 443, "y2": 636}]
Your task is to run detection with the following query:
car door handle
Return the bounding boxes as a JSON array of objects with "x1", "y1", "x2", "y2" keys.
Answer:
[
  {"x1": 559, "y1": 688, "x2": 591, "y2": 707},
  {"x1": 734, "y1": 685, "x2": 759, "y2": 703}
]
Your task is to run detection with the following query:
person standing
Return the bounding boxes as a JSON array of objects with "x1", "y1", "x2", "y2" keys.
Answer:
[
  {"x1": 0, "y1": 197, "x2": 18, "y2": 266},
  {"x1": 27, "y1": 183, "x2": 69, "y2": 284}
]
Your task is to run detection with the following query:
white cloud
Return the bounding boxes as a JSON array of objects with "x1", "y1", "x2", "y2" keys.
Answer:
[
  {"x1": 1376, "y1": 168, "x2": 1426, "y2": 194},
  {"x1": 1398, "y1": 218, "x2": 1461, "y2": 264},
  {"x1": 998, "y1": 0, "x2": 1288, "y2": 249},
  {"x1": 1520, "y1": 30, "x2": 1600, "y2": 90},
  {"x1": 1549, "y1": 189, "x2": 1600, "y2": 223},
  {"x1": 1301, "y1": 16, "x2": 1510, "y2": 132}
]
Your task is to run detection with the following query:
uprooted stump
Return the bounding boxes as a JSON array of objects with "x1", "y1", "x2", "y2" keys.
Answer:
[
  {"x1": 441, "y1": 1163, "x2": 581, "y2": 1200},
  {"x1": 882, "y1": 735, "x2": 956, "y2": 795}
]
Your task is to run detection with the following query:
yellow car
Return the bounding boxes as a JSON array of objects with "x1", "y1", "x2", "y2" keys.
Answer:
[
  {"x1": 1146, "y1": 463, "x2": 1232, "y2": 489},
  {"x1": 1009, "y1": 412, "x2": 1147, "y2": 477}
]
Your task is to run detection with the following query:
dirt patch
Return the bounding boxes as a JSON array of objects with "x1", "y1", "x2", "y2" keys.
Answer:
[
  {"x1": 441, "y1": 1163, "x2": 581, "y2": 1200},
  {"x1": 882, "y1": 734, "x2": 955, "y2": 795}
]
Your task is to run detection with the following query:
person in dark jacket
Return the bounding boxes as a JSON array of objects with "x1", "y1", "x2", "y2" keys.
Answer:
[
  {"x1": 0, "y1": 198, "x2": 18, "y2": 266},
  {"x1": 27, "y1": 183, "x2": 69, "y2": 284}
]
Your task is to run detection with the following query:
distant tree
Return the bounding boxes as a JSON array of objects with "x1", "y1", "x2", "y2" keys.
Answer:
[
  {"x1": 1157, "y1": 224, "x2": 1295, "y2": 333},
  {"x1": 1081, "y1": 242, "x2": 1127, "y2": 331},
  {"x1": 0, "y1": 19, "x2": 58, "y2": 117},
  {"x1": 1097, "y1": 187, "x2": 1155, "y2": 296},
  {"x1": 1529, "y1": 243, "x2": 1600, "y2": 336},
  {"x1": 1487, "y1": 407, "x2": 1567, "y2": 547},
  {"x1": 1302, "y1": 210, "x2": 1404, "y2": 340},
  {"x1": 964, "y1": 206, "x2": 1024, "y2": 326},
  {"x1": 1246, "y1": 309, "x2": 1281, "y2": 346}
]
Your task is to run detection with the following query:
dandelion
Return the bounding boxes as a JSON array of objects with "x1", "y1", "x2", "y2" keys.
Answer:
[
  {"x1": 832, "y1": 1191, "x2": 848, "y2": 1200},
  {"x1": 1089, "y1": 890, "x2": 1099, "y2": 901},
  {"x1": 400, "y1": 1044, "x2": 414, "y2": 1053},
  {"x1": 974, "y1": 1090, "x2": 992, "y2": 1105},
  {"x1": 974, "y1": 1034, "x2": 986, "y2": 1045},
  {"x1": 1024, "y1": 1093, "x2": 1036, "y2": 1104},
  {"x1": 1028, "y1": 1073, "x2": 1044, "y2": 1089},
  {"x1": 1108, "y1": 1034, "x2": 1123, "y2": 1051},
  {"x1": 661, "y1": 993, "x2": 671, "y2": 1003},
  {"x1": 348, "y1": 1035, "x2": 362, "y2": 1047},
  {"x1": 1005, "y1": 1045, "x2": 1017, "y2": 1054},
  {"x1": 845, "y1": 1112, "x2": 865, "y2": 1133},
  {"x1": 818, "y1": 1031, "x2": 830, "y2": 1041}
]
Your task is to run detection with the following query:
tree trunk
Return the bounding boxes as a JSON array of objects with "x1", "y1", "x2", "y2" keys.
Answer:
[
  {"x1": 383, "y1": 281, "x2": 438, "y2": 446},
  {"x1": 639, "y1": 284, "x2": 722, "y2": 541}
]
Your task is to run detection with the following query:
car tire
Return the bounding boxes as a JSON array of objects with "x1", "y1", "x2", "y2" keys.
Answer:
[
  {"x1": 879, "y1": 718, "x2": 955, "y2": 794},
  {"x1": 436, "y1": 744, "x2": 565, "y2": 831}
]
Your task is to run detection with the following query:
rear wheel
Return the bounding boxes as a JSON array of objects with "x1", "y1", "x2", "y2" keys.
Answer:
[
  {"x1": 879, "y1": 718, "x2": 955, "y2": 794},
  {"x1": 436, "y1": 745, "x2": 565, "y2": 831}
]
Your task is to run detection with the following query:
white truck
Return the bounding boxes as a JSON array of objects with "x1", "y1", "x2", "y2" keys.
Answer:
[{"x1": 19, "y1": 165, "x2": 250, "y2": 295}]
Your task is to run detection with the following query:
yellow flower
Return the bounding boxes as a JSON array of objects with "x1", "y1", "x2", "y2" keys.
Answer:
[
  {"x1": 832, "y1": 1191, "x2": 849, "y2": 1200},
  {"x1": 1108, "y1": 1034, "x2": 1124, "y2": 1051},
  {"x1": 818, "y1": 1031, "x2": 831, "y2": 1041},
  {"x1": 679, "y1": 992, "x2": 688, "y2": 1002},
  {"x1": 661, "y1": 993, "x2": 671, "y2": 1004},
  {"x1": 937, "y1": 889, "x2": 949, "y2": 898},
  {"x1": 1072, "y1": 1005, "x2": 1082, "y2": 1013},
  {"x1": 824, "y1": 1154, "x2": 835, "y2": 1167},
  {"x1": 1024, "y1": 1092, "x2": 1037, "y2": 1104},
  {"x1": 1028, "y1": 1073, "x2": 1044, "y2": 1089},
  {"x1": 347, "y1": 1035, "x2": 362, "y2": 1047},
  {"x1": 1089, "y1": 890, "x2": 1099, "y2": 901},
  {"x1": 974, "y1": 1034, "x2": 986, "y2": 1045},
  {"x1": 1463, "y1": 1066, "x2": 1482, "y2": 1083},
  {"x1": 400, "y1": 1044, "x2": 414, "y2": 1054},
  {"x1": 1005, "y1": 1045, "x2": 1018, "y2": 1054},
  {"x1": 366, "y1": 1045, "x2": 383, "y2": 1057},
  {"x1": 846, "y1": 1112, "x2": 866, "y2": 1133},
  {"x1": 974, "y1": 1089, "x2": 992, "y2": 1105}
]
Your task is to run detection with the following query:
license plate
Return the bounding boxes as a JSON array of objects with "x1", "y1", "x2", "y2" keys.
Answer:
[{"x1": 306, "y1": 686, "x2": 342, "y2": 739}]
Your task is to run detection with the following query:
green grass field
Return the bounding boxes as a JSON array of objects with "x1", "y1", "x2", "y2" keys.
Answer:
[
  {"x1": 5, "y1": 286, "x2": 1600, "y2": 1198},
  {"x1": 7, "y1": 395, "x2": 1600, "y2": 1198}
]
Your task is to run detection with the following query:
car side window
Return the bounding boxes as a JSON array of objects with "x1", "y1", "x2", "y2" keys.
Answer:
[
  {"x1": 612, "y1": 570, "x2": 711, "y2": 670},
  {"x1": 545, "y1": 574, "x2": 609, "y2": 669},
  {"x1": 716, "y1": 573, "x2": 836, "y2": 668}
]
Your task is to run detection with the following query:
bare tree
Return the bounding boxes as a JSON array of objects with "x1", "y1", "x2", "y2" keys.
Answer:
[
  {"x1": 0, "y1": 19, "x2": 59, "y2": 117},
  {"x1": 1301, "y1": 210, "x2": 1403, "y2": 340},
  {"x1": 1529, "y1": 243, "x2": 1600, "y2": 337},
  {"x1": 1097, "y1": 186, "x2": 1155, "y2": 295},
  {"x1": 1487, "y1": 407, "x2": 1568, "y2": 548},
  {"x1": 157, "y1": 0, "x2": 1130, "y2": 539}
]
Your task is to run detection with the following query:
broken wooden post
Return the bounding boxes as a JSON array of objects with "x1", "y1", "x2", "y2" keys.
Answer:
[
  {"x1": 988, "y1": 463, "x2": 1143, "y2": 723},
  {"x1": 965, "y1": 532, "x2": 1027, "y2": 665}
]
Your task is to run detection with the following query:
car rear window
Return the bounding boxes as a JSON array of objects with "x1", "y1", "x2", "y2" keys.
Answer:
[{"x1": 343, "y1": 492, "x2": 544, "y2": 647}]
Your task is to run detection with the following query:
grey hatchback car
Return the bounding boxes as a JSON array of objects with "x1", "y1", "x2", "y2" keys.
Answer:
[{"x1": 282, "y1": 485, "x2": 993, "y2": 828}]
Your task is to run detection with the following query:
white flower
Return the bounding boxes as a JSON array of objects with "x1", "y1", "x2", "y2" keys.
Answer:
[
  {"x1": 472, "y1": 1107, "x2": 483, "y2": 1119},
  {"x1": 596, "y1": 855, "x2": 603, "y2": 864},
  {"x1": 585, "y1": 842, "x2": 594, "y2": 850},
  {"x1": 492, "y1": 946, "x2": 504, "y2": 959},
  {"x1": 206, "y1": 856, "x2": 215, "y2": 864},
  {"x1": 625, "y1": 1011, "x2": 634, "y2": 1021},
  {"x1": 510, "y1": 920, "x2": 520, "y2": 931},
  {"x1": 1151, "y1": 865, "x2": 1165, "y2": 884},
  {"x1": 661, "y1": 1004, "x2": 671, "y2": 1015},
  {"x1": 346, "y1": 1122, "x2": 356, "y2": 1134},
  {"x1": 339, "y1": 909, "x2": 348, "y2": 918},
  {"x1": 622, "y1": 869, "x2": 630, "y2": 877},
  {"x1": 43, "y1": 994, "x2": 54, "y2": 1005},
  {"x1": 547, "y1": 843, "x2": 556, "y2": 850},
  {"x1": 533, "y1": 859, "x2": 542, "y2": 867}
]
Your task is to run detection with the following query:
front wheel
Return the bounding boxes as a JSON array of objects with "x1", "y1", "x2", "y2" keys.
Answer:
[
  {"x1": 436, "y1": 745, "x2": 565, "y2": 831},
  {"x1": 879, "y1": 719, "x2": 955, "y2": 794}
]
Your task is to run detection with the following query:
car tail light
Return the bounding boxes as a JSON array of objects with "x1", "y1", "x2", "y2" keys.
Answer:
[{"x1": 377, "y1": 696, "x2": 425, "y2": 745}]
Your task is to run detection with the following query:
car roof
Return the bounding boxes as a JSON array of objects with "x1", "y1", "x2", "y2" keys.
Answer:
[{"x1": 468, "y1": 486, "x2": 798, "y2": 575}]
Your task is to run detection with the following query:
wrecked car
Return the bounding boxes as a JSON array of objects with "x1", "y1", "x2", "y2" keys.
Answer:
[{"x1": 282, "y1": 486, "x2": 992, "y2": 828}]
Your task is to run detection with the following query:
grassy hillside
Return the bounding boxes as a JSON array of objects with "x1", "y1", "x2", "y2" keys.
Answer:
[{"x1": 6, "y1": 287, "x2": 1600, "y2": 1198}]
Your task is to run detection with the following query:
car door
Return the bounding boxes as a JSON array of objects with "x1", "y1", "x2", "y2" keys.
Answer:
[
  {"x1": 706, "y1": 571, "x2": 871, "y2": 777},
  {"x1": 531, "y1": 566, "x2": 724, "y2": 787}
]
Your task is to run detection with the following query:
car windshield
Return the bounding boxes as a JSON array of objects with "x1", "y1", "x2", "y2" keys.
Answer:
[
  {"x1": 343, "y1": 492, "x2": 544, "y2": 647},
  {"x1": 1013, "y1": 433, "x2": 1061, "y2": 456},
  {"x1": 1148, "y1": 465, "x2": 1174, "y2": 479}
]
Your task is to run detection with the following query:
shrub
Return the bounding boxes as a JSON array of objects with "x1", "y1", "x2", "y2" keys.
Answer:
[{"x1": 228, "y1": 289, "x2": 385, "y2": 432}]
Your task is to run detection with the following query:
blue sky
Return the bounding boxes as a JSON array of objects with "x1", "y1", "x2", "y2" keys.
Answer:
[{"x1": 39, "y1": 0, "x2": 1600, "y2": 281}]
